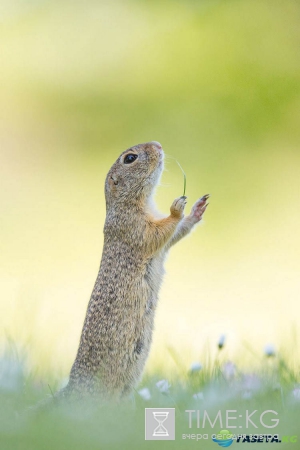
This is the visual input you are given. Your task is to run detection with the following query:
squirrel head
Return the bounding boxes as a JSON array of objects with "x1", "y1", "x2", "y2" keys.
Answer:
[{"x1": 105, "y1": 141, "x2": 164, "y2": 209}]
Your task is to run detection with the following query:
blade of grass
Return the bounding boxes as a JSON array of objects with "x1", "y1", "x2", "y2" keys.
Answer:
[{"x1": 175, "y1": 160, "x2": 187, "y2": 196}]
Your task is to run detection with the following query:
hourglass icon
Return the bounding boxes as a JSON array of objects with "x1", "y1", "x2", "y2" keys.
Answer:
[{"x1": 152, "y1": 411, "x2": 169, "y2": 437}]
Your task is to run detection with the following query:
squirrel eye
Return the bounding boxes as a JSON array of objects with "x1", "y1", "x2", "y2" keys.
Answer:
[{"x1": 124, "y1": 154, "x2": 138, "y2": 164}]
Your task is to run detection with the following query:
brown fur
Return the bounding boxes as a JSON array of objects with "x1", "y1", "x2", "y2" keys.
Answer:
[{"x1": 59, "y1": 141, "x2": 209, "y2": 402}]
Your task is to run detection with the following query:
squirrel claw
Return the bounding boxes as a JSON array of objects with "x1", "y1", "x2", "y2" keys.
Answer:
[
  {"x1": 190, "y1": 195, "x2": 210, "y2": 223},
  {"x1": 171, "y1": 196, "x2": 187, "y2": 219}
]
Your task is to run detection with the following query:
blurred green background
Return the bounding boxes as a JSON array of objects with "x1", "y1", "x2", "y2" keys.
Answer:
[{"x1": 1, "y1": 0, "x2": 300, "y2": 377}]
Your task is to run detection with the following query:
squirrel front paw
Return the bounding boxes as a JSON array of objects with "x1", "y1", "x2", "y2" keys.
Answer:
[
  {"x1": 170, "y1": 196, "x2": 187, "y2": 219},
  {"x1": 189, "y1": 194, "x2": 209, "y2": 224}
]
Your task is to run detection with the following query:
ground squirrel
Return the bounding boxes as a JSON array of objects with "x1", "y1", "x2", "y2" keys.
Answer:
[{"x1": 61, "y1": 141, "x2": 209, "y2": 402}]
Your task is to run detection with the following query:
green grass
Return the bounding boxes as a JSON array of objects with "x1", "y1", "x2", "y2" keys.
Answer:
[{"x1": 1, "y1": 341, "x2": 299, "y2": 450}]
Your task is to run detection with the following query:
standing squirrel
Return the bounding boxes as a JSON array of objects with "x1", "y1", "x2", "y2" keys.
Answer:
[{"x1": 61, "y1": 141, "x2": 209, "y2": 401}]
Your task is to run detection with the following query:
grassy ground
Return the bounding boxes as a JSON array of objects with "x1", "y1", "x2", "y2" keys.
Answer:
[{"x1": 1, "y1": 341, "x2": 299, "y2": 450}]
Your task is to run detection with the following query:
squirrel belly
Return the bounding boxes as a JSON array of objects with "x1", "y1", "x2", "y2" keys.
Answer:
[{"x1": 60, "y1": 141, "x2": 209, "y2": 402}]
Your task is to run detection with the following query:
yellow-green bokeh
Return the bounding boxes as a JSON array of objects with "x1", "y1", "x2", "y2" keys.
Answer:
[{"x1": 1, "y1": 0, "x2": 300, "y2": 376}]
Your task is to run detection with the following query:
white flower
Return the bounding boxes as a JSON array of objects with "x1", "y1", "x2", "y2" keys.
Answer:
[
  {"x1": 222, "y1": 361, "x2": 236, "y2": 380},
  {"x1": 193, "y1": 392, "x2": 204, "y2": 400},
  {"x1": 156, "y1": 379, "x2": 170, "y2": 393},
  {"x1": 218, "y1": 334, "x2": 226, "y2": 349},
  {"x1": 293, "y1": 388, "x2": 300, "y2": 400},
  {"x1": 58, "y1": 377, "x2": 69, "y2": 390},
  {"x1": 189, "y1": 362, "x2": 203, "y2": 373},
  {"x1": 242, "y1": 373, "x2": 261, "y2": 392},
  {"x1": 242, "y1": 390, "x2": 252, "y2": 400},
  {"x1": 138, "y1": 387, "x2": 151, "y2": 401},
  {"x1": 264, "y1": 344, "x2": 276, "y2": 357},
  {"x1": 0, "y1": 356, "x2": 24, "y2": 392}
]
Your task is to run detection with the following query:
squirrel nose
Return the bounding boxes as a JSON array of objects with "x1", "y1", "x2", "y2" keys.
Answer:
[{"x1": 150, "y1": 141, "x2": 162, "y2": 150}]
